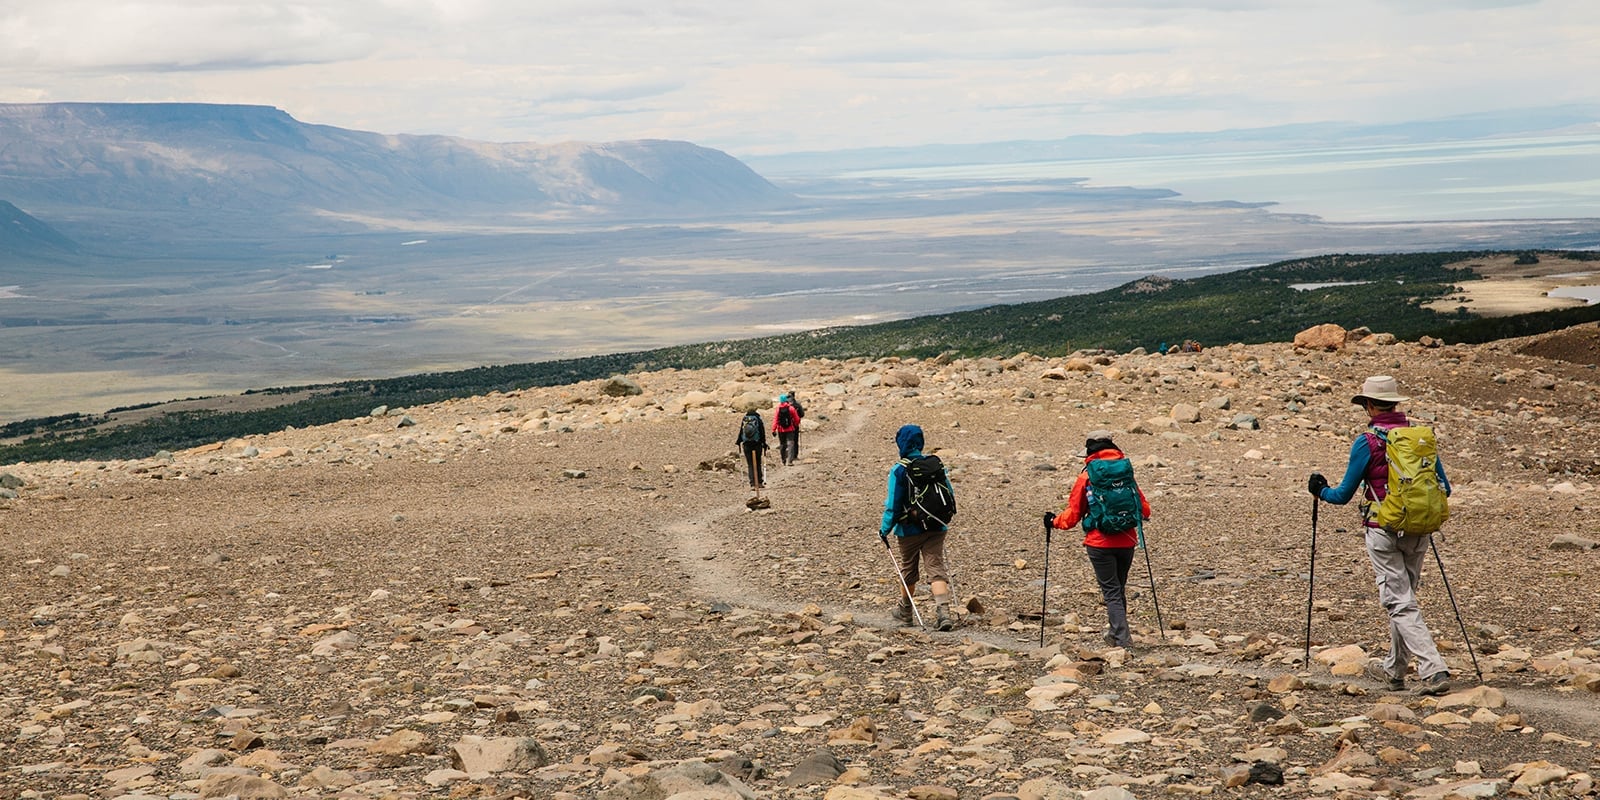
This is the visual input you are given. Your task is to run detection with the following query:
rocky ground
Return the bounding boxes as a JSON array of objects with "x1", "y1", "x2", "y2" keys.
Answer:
[{"x1": 2, "y1": 322, "x2": 1598, "y2": 800}]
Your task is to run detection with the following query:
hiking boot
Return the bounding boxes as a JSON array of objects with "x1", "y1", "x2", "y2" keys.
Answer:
[
  {"x1": 1416, "y1": 672, "x2": 1451, "y2": 697},
  {"x1": 1365, "y1": 660, "x2": 1405, "y2": 692},
  {"x1": 934, "y1": 606, "x2": 954, "y2": 632},
  {"x1": 891, "y1": 601, "x2": 914, "y2": 626}
]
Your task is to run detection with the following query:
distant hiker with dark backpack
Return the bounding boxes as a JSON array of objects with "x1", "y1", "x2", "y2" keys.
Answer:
[
  {"x1": 879, "y1": 424, "x2": 958, "y2": 630},
  {"x1": 1046, "y1": 430, "x2": 1151, "y2": 649},
  {"x1": 736, "y1": 409, "x2": 769, "y2": 491},
  {"x1": 773, "y1": 392, "x2": 804, "y2": 466},
  {"x1": 1309, "y1": 375, "x2": 1454, "y2": 696}
]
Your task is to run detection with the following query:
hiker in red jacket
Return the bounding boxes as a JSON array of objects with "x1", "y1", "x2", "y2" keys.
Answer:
[
  {"x1": 772, "y1": 392, "x2": 804, "y2": 466},
  {"x1": 1047, "y1": 430, "x2": 1150, "y2": 648}
]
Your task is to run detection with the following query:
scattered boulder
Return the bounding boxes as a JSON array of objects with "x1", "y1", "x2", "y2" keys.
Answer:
[
  {"x1": 1294, "y1": 323, "x2": 1347, "y2": 351},
  {"x1": 1436, "y1": 686, "x2": 1506, "y2": 710},
  {"x1": 783, "y1": 748, "x2": 846, "y2": 786},
  {"x1": 450, "y1": 736, "x2": 551, "y2": 773},
  {"x1": 1551, "y1": 534, "x2": 1598, "y2": 551},
  {"x1": 602, "y1": 375, "x2": 644, "y2": 397},
  {"x1": 598, "y1": 760, "x2": 756, "y2": 800},
  {"x1": 367, "y1": 729, "x2": 432, "y2": 757},
  {"x1": 197, "y1": 774, "x2": 287, "y2": 799}
]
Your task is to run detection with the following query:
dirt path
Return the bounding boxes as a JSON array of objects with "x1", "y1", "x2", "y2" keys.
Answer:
[
  {"x1": 665, "y1": 407, "x2": 1080, "y2": 646},
  {"x1": 662, "y1": 407, "x2": 1600, "y2": 742},
  {"x1": 667, "y1": 408, "x2": 873, "y2": 611}
]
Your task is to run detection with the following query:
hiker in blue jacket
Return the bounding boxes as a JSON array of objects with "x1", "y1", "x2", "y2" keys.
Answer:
[
  {"x1": 879, "y1": 424, "x2": 958, "y2": 630},
  {"x1": 1309, "y1": 375, "x2": 1453, "y2": 697}
]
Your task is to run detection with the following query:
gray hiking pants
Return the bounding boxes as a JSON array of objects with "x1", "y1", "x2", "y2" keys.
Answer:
[
  {"x1": 1087, "y1": 545, "x2": 1135, "y2": 648},
  {"x1": 1365, "y1": 527, "x2": 1447, "y2": 681}
]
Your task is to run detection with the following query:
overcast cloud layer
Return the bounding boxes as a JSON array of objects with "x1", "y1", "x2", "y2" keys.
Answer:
[{"x1": 1, "y1": 0, "x2": 1596, "y2": 155}]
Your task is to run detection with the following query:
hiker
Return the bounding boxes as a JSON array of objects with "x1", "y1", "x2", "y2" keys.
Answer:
[
  {"x1": 773, "y1": 392, "x2": 804, "y2": 466},
  {"x1": 1309, "y1": 375, "x2": 1454, "y2": 696},
  {"x1": 1046, "y1": 430, "x2": 1150, "y2": 649},
  {"x1": 879, "y1": 424, "x2": 958, "y2": 631},
  {"x1": 736, "y1": 408, "x2": 768, "y2": 490}
]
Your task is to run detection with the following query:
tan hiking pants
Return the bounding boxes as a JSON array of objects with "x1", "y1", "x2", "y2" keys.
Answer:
[{"x1": 1365, "y1": 527, "x2": 1448, "y2": 680}]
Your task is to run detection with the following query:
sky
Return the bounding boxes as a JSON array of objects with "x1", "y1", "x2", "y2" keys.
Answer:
[{"x1": 2, "y1": 0, "x2": 1598, "y2": 156}]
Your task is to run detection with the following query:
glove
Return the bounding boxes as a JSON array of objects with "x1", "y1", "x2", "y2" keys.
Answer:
[
  {"x1": 1307, "y1": 473, "x2": 1329, "y2": 497},
  {"x1": 1043, "y1": 512, "x2": 1056, "y2": 529},
  {"x1": 879, "y1": 530, "x2": 890, "y2": 547}
]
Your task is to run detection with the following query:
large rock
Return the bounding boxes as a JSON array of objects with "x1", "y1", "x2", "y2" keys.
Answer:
[
  {"x1": 601, "y1": 375, "x2": 644, "y2": 397},
  {"x1": 366, "y1": 729, "x2": 432, "y2": 756},
  {"x1": 1551, "y1": 534, "x2": 1598, "y2": 551},
  {"x1": 1313, "y1": 644, "x2": 1367, "y2": 666},
  {"x1": 1018, "y1": 778, "x2": 1078, "y2": 800},
  {"x1": 1436, "y1": 686, "x2": 1506, "y2": 710},
  {"x1": 198, "y1": 774, "x2": 287, "y2": 799},
  {"x1": 311, "y1": 630, "x2": 360, "y2": 656},
  {"x1": 597, "y1": 760, "x2": 756, "y2": 800},
  {"x1": 783, "y1": 748, "x2": 846, "y2": 786},
  {"x1": 1294, "y1": 323, "x2": 1347, "y2": 351},
  {"x1": 679, "y1": 390, "x2": 720, "y2": 409},
  {"x1": 450, "y1": 735, "x2": 552, "y2": 773},
  {"x1": 730, "y1": 392, "x2": 770, "y2": 412},
  {"x1": 882, "y1": 369, "x2": 921, "y2": 388},
  {"x1": 1083, "y1": 788, "x2": 1141, "y2": 800}
]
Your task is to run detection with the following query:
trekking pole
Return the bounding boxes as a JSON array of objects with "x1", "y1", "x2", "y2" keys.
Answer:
[
  {"x1": 884, "y1": 539, "x2": 926, "y2": 628},
  {"x1": 1304, "y1": 496, "x2": 1319, "y2": 667},
  {"x1": 1429, "y1": 535, "x2": 1484, "y2": 683},
  {"x1": 1137, "y1": 518, "x2": 1166, "y2": 641},
  {"x1": 1039, "y1": 516, "x2": 1053, "y2": 646}
]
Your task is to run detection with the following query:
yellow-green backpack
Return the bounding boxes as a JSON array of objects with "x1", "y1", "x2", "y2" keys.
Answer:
[{"x1": 1371, "y1": 426, "x2": 1449, "y2": 535}]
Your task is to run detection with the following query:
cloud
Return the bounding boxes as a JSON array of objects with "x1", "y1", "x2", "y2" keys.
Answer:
[
  {"x1": 0, "y1": 0, "x2": 1595, "y2": 154},
  {"x1": 0, "y1": 1, "x2": 378, "y2": 70}
]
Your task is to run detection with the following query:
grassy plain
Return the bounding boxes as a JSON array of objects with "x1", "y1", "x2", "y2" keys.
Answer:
[{"x1": 4, "y1": 178, "x2": 1600, "y2": 423}]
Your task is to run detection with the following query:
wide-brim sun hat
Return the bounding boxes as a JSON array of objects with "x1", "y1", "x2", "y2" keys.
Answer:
[
  {"x1": 1076, "y1": 429, "x2": 1117, "y2": 457},
  {"x1": 1351, "y1": 375, "x2": 1408, "y2": 405}
]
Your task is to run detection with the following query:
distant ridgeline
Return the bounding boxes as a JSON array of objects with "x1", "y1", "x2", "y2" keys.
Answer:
[{"x1": 4, "y1": 249, "x2": 1598, "y2": 464}]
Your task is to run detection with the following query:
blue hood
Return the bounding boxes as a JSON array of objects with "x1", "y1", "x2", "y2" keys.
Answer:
[{"x1": 895, "y1": 424, "x2": 924, "y2": 458}]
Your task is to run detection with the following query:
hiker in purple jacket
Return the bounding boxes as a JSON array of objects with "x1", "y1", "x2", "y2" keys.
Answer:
[{"x1": 1309, "y1": 375, "x2": 1453, "y2": 697}]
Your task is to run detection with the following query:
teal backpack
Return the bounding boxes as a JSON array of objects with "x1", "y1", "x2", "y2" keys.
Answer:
[{"x1": 1083, "y1": 457, "x2": 1141, "y2": 533}]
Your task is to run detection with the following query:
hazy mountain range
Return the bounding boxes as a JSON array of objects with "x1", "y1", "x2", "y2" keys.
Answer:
[
  {"x1": 4, "y1": 101, "x2": 1597, "y2": 424},
  {"x1": 745, "y1": 105, "x2": 1600, "y2": 175},
  {"x1": 0, "y1": 102, "x2": 793, "y2": 254}
]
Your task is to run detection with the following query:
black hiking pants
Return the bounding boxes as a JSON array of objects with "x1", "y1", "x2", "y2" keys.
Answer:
[
  {"x1": 778, "y1": 431, "x2": 799, "y2": 464},
  {"x1": 1086, "y1": 545, "x2": 1135, "y2": 647}
]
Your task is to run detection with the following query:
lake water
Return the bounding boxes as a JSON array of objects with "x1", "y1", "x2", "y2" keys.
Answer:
[
  {"x1": 1548, "y1": 285, "x2": 1600, "y2": 305},
  {"x1": 844, "y1": 133, "x2": 1600, "y2": 223}
]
